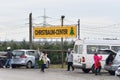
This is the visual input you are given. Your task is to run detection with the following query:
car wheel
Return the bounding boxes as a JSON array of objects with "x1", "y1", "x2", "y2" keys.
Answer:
[
  {"x1": 108, "y1": 71, "x2": 115, "y2": 75},
  {"x1": 91, "y1": 64, "x2": 95, "y2": 73},
  {"x1": 26, "y1": 61, "x2": 32, "y2": 69},
  {"x1": 82, "y1": 69, "x2": 90, "y2": 73},
  {"x1": 12, "y1": 65, "x2": 17, "y2": 68}
]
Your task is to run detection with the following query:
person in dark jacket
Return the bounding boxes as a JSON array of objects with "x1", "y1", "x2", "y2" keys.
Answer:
[
  {"x1": 106, "y1": 53, "x2": 115, "y2": 65},
  {"x1": 3, "y1": 47, "x2": 13, "y2": 69},
  {"x1": 34, "y1": 48, "x2": 40, "y2": 69}
]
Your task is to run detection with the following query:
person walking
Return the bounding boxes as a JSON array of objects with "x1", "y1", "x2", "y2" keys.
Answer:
[
  {"x1": 34, "y1": 48, "x2": 40, "y2": 69},
  {"x1": 66, "y1": 49, "x2": 74, "y2": 71},
  {"x1": 39, "y1": 51, "x2": 47, "y2": 72},
  {"x1": 93, "y1": 53, "x2": 102, "y2": 75},
  {"x1": 3, "y1": 47, "x2": 13, "y2": 69}
]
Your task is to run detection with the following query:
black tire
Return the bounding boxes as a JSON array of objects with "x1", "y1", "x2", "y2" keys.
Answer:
[
  {"x1": 108, "y1": 71, "x2": 115, "y2": 75},
  {"x1": 26, "y1": 61, "x2": 32, "y2": 69},
  {"x1": 12, "y1": 65, "x2": 17, "y2": 68},
  {"x1": 82, "y1": 69, "x2": 90, "y2": 73},
  {"x1": 91, "y1": 64, "x2": 95, "y2": 73}
]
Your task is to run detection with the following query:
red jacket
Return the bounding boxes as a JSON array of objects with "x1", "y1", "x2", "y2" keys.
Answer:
[{"x1": 94, "y1": 54, "x2": 102, "y2": 69}]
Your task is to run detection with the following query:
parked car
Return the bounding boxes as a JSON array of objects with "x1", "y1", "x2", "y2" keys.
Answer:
[
  {"x1": 12, "y1": 49, "x2": 50, "y2": 68},
  {"x1": 115, "y1": 66, "x2": 120, "y2": 77},
  {"x1": 104, "y1": 50, "x2": 120, "y2": 75},
  {"x1": 0, "y1": 52, "x2": 7, "y2": 68}
]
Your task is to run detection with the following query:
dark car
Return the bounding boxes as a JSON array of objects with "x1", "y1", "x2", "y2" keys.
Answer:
[{"x1": 0, "y1": 52, "x2": 7, "y2": 68}]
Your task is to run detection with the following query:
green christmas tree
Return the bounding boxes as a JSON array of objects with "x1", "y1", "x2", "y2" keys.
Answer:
[{"x1": 70, "y1": 27, "x2": 74, "y2": 35}]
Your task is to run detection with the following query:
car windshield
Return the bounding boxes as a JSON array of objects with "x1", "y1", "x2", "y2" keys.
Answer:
[{"x1": 12, "y1": 51, "x2": 24, "y2": 56}]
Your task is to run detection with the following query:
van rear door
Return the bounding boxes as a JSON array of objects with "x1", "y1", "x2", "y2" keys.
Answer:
[
  {"x1": 72, "y1": 44, "x2": 83, "y2": 68},
  {"x1": 73, "y1": 53, "x2": 82, "y2": 68}
]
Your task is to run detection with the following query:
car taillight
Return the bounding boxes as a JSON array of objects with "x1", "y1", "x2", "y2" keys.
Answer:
[
  {"x1": 21, "y1": 55, "x2": 27, "y2": 58},
  {"x1": 82, "y1": 57, "x2": 85, "y2": 62}
]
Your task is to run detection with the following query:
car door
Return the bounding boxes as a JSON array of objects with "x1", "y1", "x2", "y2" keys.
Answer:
[{"x1": 26, "y1": 51, "x2": 35, "y2": 65}]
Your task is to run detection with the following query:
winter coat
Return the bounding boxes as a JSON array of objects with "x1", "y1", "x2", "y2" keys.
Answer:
[
  {"x1": 106, "y1": 53, "x2": 114, "y2": 65},
  {"x1": 39, "y1": 53, "x2": 47, "y2": 64},
  {"x1": 7, "y1": 50, "x2": 12, "y2": 59},
  {"x1": 35, "y1": 51, "x2": 40, "y2": 60},
  {"x1": 66, "y1": 52, "x2": 73, "y2": 62},
  {"x1": 94, "y1": 54, "x2": 102, "y2": 69}
]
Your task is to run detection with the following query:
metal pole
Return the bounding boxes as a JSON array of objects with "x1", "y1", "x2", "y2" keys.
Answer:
[
  {"x1": 29, "y1": 13, "x2": 32, "y2": 49},
  {"x1": 61, "y1": 15, "x2": 65, "y2": 68},
  {"x1": 78, "y1": 19, "x2": 80, "y2": 39}
]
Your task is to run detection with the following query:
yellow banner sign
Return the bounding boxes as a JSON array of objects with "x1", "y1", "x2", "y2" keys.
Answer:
[{"x1": 33, "y1": 26, "x2": 77, "y2": 38}]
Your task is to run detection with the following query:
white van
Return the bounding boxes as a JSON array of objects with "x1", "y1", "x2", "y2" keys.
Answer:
[{"x1": 72, "y1": 39, "x2": 120, "y2": 73}]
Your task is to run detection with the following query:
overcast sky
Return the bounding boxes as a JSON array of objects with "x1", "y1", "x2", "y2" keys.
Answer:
[{"x1": 0, "y1": 0, "x2": 120, "y2": 41}]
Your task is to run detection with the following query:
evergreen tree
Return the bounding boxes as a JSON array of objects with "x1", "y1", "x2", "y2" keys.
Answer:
[{"x1": 70, "y1": 27, "x2": 74, "y2": 35}]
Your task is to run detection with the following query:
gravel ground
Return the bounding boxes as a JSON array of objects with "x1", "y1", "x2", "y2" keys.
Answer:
[{"x1": 0, "y1": 68, "x2": 119, "y2": 80}]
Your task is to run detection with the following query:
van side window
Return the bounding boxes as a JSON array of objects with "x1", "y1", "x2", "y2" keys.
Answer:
[
  {"x1": 74, "y1": 45, "x2": 83, "y2": 54},
  {"x1": 87, "y1": 45, "x2": 110, "y2": 54},
  {"x1": 79, "y1": 45, "x2": 83, "y2": 54},
  {"x1": 74, "y1": 45, "x2": 78, "y2": 53}
]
